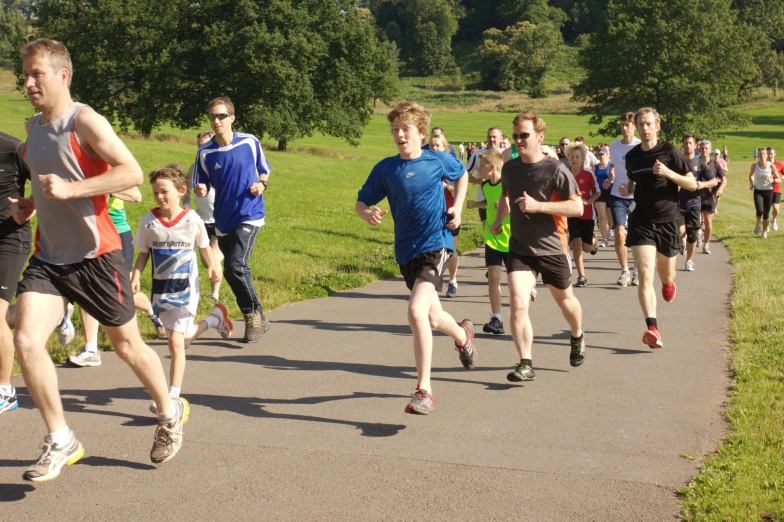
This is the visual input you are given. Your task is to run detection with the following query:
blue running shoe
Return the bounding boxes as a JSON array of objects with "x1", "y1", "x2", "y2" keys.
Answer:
[{"x1": 0, "y1": 388, "x2": 19, "y2": 414}]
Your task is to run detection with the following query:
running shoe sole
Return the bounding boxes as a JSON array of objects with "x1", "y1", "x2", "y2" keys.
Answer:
[
  {"x1": 642, "y1": 331, "x2": 663, "y2": 349},
  {"x1": 66, "y1": 356, "x2": 102, "y2": 368},
  {"x1": 0, "y1": 398, "x2": 18, "y2": 414},
  {"x1": 23, "y1": 442, "x2": 85, "y2": 482},
  {"x1": 211, "y1": 303, "x2": 234, "y2": 338},
  {"x1": 507, "y1": 370, "x2": 535, "y2": 382}
]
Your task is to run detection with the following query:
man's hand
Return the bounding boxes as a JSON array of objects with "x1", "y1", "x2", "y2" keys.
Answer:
[
  {"x1": 208, "y1": 266, "x2": 221, "y2": 283},
  {"x1": 365, "y1": 207, "x2": 388, "y2": 226},
  {"x1": 489, "y1": 221, "x2": 503, "y2": 235},
  {"x1": 652, "y1": 160, "x2": 671, "y2": 178},
  {"x1": 466, "y1": 200, "x2": 476, "y2": 209},
  {"x1": 38, "y1": 174, "x2": 74, "y2": 200},
  {"x1": 195, "y1": 184, "x2": 208, "y2": 197},
  {"x1": 619, "y1": 183, "x2": 629, "y2": 197},
  {"x1": 602, "y1": 179, "x2": 611, "y2": 190},
  {"x1": 514, "y1": 191, "x2": 540, "y2": 213},
  {"x1": 446, "y1": 208, "x2": 461, "y2": 230},
  {"x1": 8, "y1": 196, "x2": 35, "y2": 224},
  {"x1": 249, "y1": 182, "x2": 265, "y2": 196}
]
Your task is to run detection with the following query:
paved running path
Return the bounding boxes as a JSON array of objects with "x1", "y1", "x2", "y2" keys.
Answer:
[{"x1": 0, "y1": 240, "x2": 731, "y2": 520}]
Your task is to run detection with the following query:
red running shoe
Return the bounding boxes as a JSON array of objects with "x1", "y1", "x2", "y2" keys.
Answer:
[
  {"x1": 642, "y1": 326, "x2": 663, "y2": 349},
  {"x1": 404, "y1": 387, "x2": 434, "y2": 415},
  {"x1": 662, "y1": 282, "x2": 676, "y2": 302}
]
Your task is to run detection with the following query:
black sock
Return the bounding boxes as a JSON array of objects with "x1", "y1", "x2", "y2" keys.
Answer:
[
  {"x1": 570, "y1": 331, "x2": 584, "y2": 342},
  {"x1": 521, "y1": 358, "x2": 532, "y2": 367},
  {"x1": 645, "y1": 318, "x2": 657, "y2": 329}
]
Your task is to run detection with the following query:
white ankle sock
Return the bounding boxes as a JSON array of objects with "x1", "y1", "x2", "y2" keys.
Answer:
[
  {"x1": 157, "y1": 404, "x2": 175, "y2": 423},
  {"x1": 169, "y1": 386, "x2": 181, "y2": 399},
  {"x1": 211, "y1": 293, "x2": 219, "y2": 300},
  {"x1": 492, "y1": 313, "x2": 502, "y2": 321},
  {"x1": 449, "y1": 279, "x2": 457, "y2": 285},
  {"x1": 0, "y1": 384, "x2": 13, "y2": 395},
  {"x1": 85, "y1": 342, "x2": 98, "y2": 353},
  {"x1": 49, "y1": 426, "x2": 71, "y2": 446},
  {"x1": 204, "y1": 315, "x2": 219, "y2": 329}
]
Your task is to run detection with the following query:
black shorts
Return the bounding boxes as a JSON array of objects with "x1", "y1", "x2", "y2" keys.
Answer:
[
  {"x1": 567, "y1": 217, "x2": 595, "y2": 244},
  {"x1": 596, "y1": 190, "x2": 610, "y2": 203},
  {"x1": 625, "y1": 220, "x2": 680, "y2": 258},
  {"x1": 119, "y1": 230, "x2": 134, "y2": 271},
  {"x1": 508, "y1": 252, "x2": 572, "y2": 290},
  {"x1": 478, "y1": 208, "x2": 487, "y2": 222},
  {"x1": 205, "y1": 223, "x2": 218, "y2": 239},
  {"x1": 399, "y1": 249, "x2": 452, "y2": 292},
  {"x1": 681, "y1": 208, "x2": 700, "y2": 229},
  {"x1": 17, "y1": 250, "x2": 135, "y2": 327},
  {"x1": 485, "y1": 245, "x2": 508, "y2": 269},
  {"x1": 774, "y1": 192, "x2": 782, "y2": 205},
  {"x1": 0, "y1": 236, "x2": 30, "y2": 302}
]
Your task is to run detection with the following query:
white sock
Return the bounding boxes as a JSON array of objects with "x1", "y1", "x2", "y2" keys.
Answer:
[
  {"x1": 157, "y1": 404, "x2": 175, "y2": 423},
  {"x1": 211, "y1": 293, "x2": 219, "y2": 300},
  {"x1": 0, "y1": 384, "x2": 13, "y2": 395},
  {"x1": 492, "y1": 313, "x2": 502, "y2": 321},
  {"x1": 147, "y1": 311, "x2": 156, "y2": 319},
  {"x1": 621, "y1": 267, "x2": 628, "y2": 272},
  {"x1": 169, "y1": 386, "x2": 181, "y2": 399},
  {"x1": 204, "y1": 315, "x2": 219, "y2": 329},
  {"x1": 85, "y1": 342, "x2": 98, "y2": 353},
  {"x1": 48, "y1": 426, "x2": 71, "y2": 446},
  {"x1": 449, "y1": 279, "x2": 457, "y2": 285}
]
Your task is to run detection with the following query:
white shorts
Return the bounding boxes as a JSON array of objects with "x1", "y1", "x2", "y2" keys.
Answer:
[{"x1": 159, "y1": 307, "x2": 196, "y2": 335}]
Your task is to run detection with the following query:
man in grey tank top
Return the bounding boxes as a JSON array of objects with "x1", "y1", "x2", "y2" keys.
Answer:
[{"x1": 9, "y1": 38, "x2": 189, "y2": 482}]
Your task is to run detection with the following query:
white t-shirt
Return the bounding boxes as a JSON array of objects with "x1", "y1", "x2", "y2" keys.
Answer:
[
  {"x1": 585, "y1": 150, "x2": 598, "y2": 169},
  {"x1": 189, "y1": 163, "x2": 216, "y2": 224},
  {"x1": 467, "y1": 148, "x2": 489, "y2": 201},
  {"x1": 133, "y1": 208, "x2": 210, "y2": 317},
  {"x1": 609, "y1": 138, "x2": 641, "y2": 199}
]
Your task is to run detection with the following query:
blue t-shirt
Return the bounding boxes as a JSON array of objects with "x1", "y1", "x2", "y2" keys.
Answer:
[
  {"x1": 595, "y1": 164, "x2": 612, "y2": 193},
  {"x1": 193, "y1": 132, "x2": 271, "y2": 235},
  {"x1": 357, "y1": 150, "x2": 466, "y2": 265},
  {"x1": 422, "y1": 144, "x2": 458, "y2": 160}
]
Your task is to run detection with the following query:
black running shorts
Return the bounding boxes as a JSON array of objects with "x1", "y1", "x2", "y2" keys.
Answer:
[
  {"x1": 17, "y1": 250, "x2": 135, "y2": 327},
  {"x1": 681, "y1": 208, "x2": 700, "y2": 229},
  {"x1": 774, "y1": 192, "x2": 782, "y2": 205},
  {"x1": 567, "y1": 217, "x2": 595, "y2": 244},
  {"x1": 625, "y1": 220, "x2": 680, "y2": 258},
  {"x1": 484, "y1": 245, "x2": 508, "y2": 269},
  {"x1": 0, "y1": 236, "x2": 29, "y2": 302},
  {"x1": 508, "y1": 252, "x2": 572, "y2": 290},
  {"x1": 399, "y1": 249, "x2": 451, "y2": 292}
]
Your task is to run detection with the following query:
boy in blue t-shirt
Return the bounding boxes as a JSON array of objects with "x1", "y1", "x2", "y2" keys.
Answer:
[{"x1": 356, "y1": 101, "x2": 477, "y2": 416}]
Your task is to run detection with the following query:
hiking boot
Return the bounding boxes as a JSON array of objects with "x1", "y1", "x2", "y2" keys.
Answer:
[
  {"x1": 455, "y1": 319, "x2": 477, "y2": 370},
  {"x1": 570, "y1": 333, "x2": 586, "y2": 367},
  {"x1": 685, "y1": 260, "x2": 695, "y2": 272},
  {"x1": 0, "y1": 388, "x2": 18, "y2": 414},
  {"x1": 57, "y1": 303, "x2": 75, "y2": 346},
  {"x1": 67, "y1": 349, "x2": 102, "y2": 368},
  {"x1": 617, "y1": 270, "x2": 630, "y2": 287},
  {"x1": 483, "y1": 316, "x2": 504, "y2": 335},
  {"x1": 574, "y1": 275, "x2": 587, "y2": 288},
  {"x1": 662, "y1": 282, "x2": 676, "y2": 302},
  {"x1": 630, "y1": 269, "x2": 639, "y2": 286},
  {"x1": 507, "y1": 360, "x2": 535, "y2": 382},
  {"x1": 445, "y1": 282, "x2": 457, "y2": 298},
  {"x1": 23, "y1": 431, "x2": 84, "y2": 482},
  {"x1": 150, "y1": 397, "x2": 190, "y2": 464},
  {"x1": 150, "y1": 315, "x2": 167, "y2": 339},
  {"x1": 243, "y1": 310, "x2": 269, "y2": 343},
  {"x1": 642, "y1": 326, "x2": 663, "y2": 349},
  {"x1": 210, "y1": 303, "x2": 234, "y2": 339},
  {"x1": 404, "y1": 387, "x2": 434, "y2": 415}
]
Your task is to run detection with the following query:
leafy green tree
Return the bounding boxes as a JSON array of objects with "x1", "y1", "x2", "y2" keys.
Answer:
[
  {"x1": 455, "y1": 0, "x2": 566, "y2": 41},
  {"x1": 572, "y1": 0, "x2": 757, "y2": 141},
  {"x1": 477, "y1": 20, "x2": 563, "y2": 97},
  {"x1": 0, "y1": 0, "x2": 29, "y2": 67},
  {"x1": 550, "y1": 0, "x2": 610, "y2": 42},
  {"x1": 733, "y1": 0, "x2": 784, "y2": 92}
]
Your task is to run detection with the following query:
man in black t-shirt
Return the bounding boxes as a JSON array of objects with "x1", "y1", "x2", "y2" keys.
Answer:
[
  {"x1": 618, "y1": 108, "x2": 697, "y2": 350},
  {"x1": 0, "y1": 132, "x2": 32, "y2": 415},
  {"x1": 678, "y1": 135, "x2": 717, "y2": 272}
]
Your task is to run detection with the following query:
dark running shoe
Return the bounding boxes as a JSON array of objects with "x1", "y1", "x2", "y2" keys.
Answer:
[
  {"x1": 483, "y1": 316, "x2": 505, "y2": 335},
  {"x1": 507, "y1": 360, "x2": 535, "y2": 382},
  {"x1": 243, "y1": 310, "x2": 270, "y2": 343},
  {"x1": 570, "y1": 333, "x2": 586, "y2": 367},
  {"x1": 404, "y1": 387, "x2": 434, "y2": 415},
  {"x1": 445, "y1": 282, "x2": 457, "y2": 298},
  {"x1": 574, "y1": 275, "x2": 587, "y2": 288},
  {"x1": 590, "y1": 236, "x2": 599, "y2": 255},
  {"x1": 455, "y1": 319, "x2": 477, "y2": 370}
]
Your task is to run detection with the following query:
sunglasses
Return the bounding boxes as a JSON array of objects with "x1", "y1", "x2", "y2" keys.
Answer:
[
  {"x1": 513, "y1": 132, "x2": 533, "y2": 141},
  {"x1": 209, "y1": 113, "x2": 231, "y2": 121}
]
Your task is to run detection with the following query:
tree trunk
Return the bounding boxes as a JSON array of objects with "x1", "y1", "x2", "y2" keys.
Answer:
[{"x1": 278, "y1": 138, "x2": 287, "y2": 152}]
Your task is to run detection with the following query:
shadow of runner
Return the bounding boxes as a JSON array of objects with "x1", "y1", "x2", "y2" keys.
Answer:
[
  {"x1": 79, "y1": 456, "x2": 156, "y2": 471},
  {"x1": 0, "y1": 483, "x2": 34, "y2": 502}
]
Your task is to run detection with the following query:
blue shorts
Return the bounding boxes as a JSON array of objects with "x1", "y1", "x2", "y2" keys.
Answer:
[{"x1": 608, "y1": 196, "x2": 633, "y2": 229}]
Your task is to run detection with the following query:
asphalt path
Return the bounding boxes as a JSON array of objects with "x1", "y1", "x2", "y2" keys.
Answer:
[{"x1": 0, "y1": 239, "x2": 731, "y2": 520}]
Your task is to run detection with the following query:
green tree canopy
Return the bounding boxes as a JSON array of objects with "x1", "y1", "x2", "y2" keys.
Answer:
[
  {"x1": 572, "y1": 0, "x2": 757, "y2": 141},
  {"x1": 477, "y1": 20, "x2": 563, "y2": 97},
  {"x1": 0, "y1": 0, "x2": 29, "y2": 67}
]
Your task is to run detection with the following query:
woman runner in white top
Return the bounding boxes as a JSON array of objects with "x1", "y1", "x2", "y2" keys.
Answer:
[{"x1": 748, "y1": 147, "x2": 780, "y2": 238}]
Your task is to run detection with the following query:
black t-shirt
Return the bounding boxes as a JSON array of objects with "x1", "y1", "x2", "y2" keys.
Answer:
[
  {"x1": 703, "y1": 160, "x2": 725, "y2": 201},
  {"x1": 626, "y1": 140, "x2": 692, "y2": 225},
  {"x1": 679, "y1": 157, "x2": 713, "y2": 209},
  {"x1": 0, "y1": 132, "x2": 32, "y2": 246}
]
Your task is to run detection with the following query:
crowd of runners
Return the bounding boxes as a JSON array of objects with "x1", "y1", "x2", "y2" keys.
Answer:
[{"x1": 0, "y1": 38, "x2": 775, "y2": 482}]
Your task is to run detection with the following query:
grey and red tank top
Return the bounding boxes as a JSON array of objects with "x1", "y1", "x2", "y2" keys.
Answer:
[{"x1": 23, "y1": 102, "x2": 121, "y2": 265}]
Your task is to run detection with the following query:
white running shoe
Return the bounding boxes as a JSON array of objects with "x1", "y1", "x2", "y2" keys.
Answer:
[
  {"x1": 210, "y1": 303, "x2": 234, "y2": 339},
  {"x1": 762, "y1": 231, "x2": 768, "y2": 239},
  {"x1": 703, "y1": 244, "x2": 711, "y2": 255},
  {"x1": 67, "y1": 349, "x2": 102, "y2": 368},
  {"x1": 772, "y1": 219, "x2": 778, "y2": 231},
  {"x1": 685, "y1": 260, "x2": 695, "y2": 271},
  {"x1": 57, "y1": 303, "x2": 75, "y2": 346}
]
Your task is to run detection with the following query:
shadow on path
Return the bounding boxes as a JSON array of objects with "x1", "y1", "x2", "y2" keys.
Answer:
[{"x1": 0, "y1": 483, "x2": 34, "y2": 502}]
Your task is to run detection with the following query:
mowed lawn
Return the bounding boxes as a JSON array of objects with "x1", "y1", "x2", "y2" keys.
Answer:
[{"x1": 1, "y1": 91, "x2": 783, "y2": 520}]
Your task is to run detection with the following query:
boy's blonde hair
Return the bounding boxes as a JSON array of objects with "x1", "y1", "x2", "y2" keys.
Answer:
[
  {"x1": 565, "y1": 143, "x2": 588, "y2": 162},
  {"x1": 149, "y1": 164, "x2": 187, "y2": 189},
  {"x1": 479, "y1": 148, "x2": 504, "y2": 171},
  {"x1": 387, "y1": 101, "x2": 431, "y2": 137},
  {"x1": 634, "y1": 107, "x2": 661, "y2": 125}
]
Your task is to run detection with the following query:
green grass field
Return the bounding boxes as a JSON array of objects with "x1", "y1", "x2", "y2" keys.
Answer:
[{"x1": 1, "y1": 87, "x2": 783, "y2": 520}]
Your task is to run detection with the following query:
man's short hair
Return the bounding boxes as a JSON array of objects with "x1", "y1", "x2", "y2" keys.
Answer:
[
  {"x1": 700, "y1": 139, "x2": 712, "y2": 150},
  {"x1": 619, "y1": 112, "x2": 635, "y2": 124},
  {"x1": 387, "y1": 101, "x2": 431, "y2": 137},
  {"x1": 479, "y1": 148, "x2": 504, "y2": 170},
  {"x1": 512, "y1": 111, "x2": 546, "y2": 134},
  {"x1": 574, "y1": 136, "x2": 585, "y2": 143},
  {"x1": 487, "y1": 127, "x2": 502, "y2": 136},
  {"x1": 20, "y1": 39, "x2": 73, "y2": 87},
  {"x1": 431, "y1": 126, "x2": 444, "y2": 136},
  {"x1": 197, "y1": 131, "x2": 214, "y2": 142},
  {"x1": 208, "y1": 96, "x2": 235, "y2": 116},
  {"x1": 682, "y1": 134, "x2": 695, "y2": 144},
  {"x1": 634, "y1": 107, "x2": 661, "y2": 125}
]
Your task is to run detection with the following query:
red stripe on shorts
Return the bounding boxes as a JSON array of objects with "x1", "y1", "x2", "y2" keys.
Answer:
[{"x1": 114, "y1": 271, "x2": 123, "y2": 304}]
